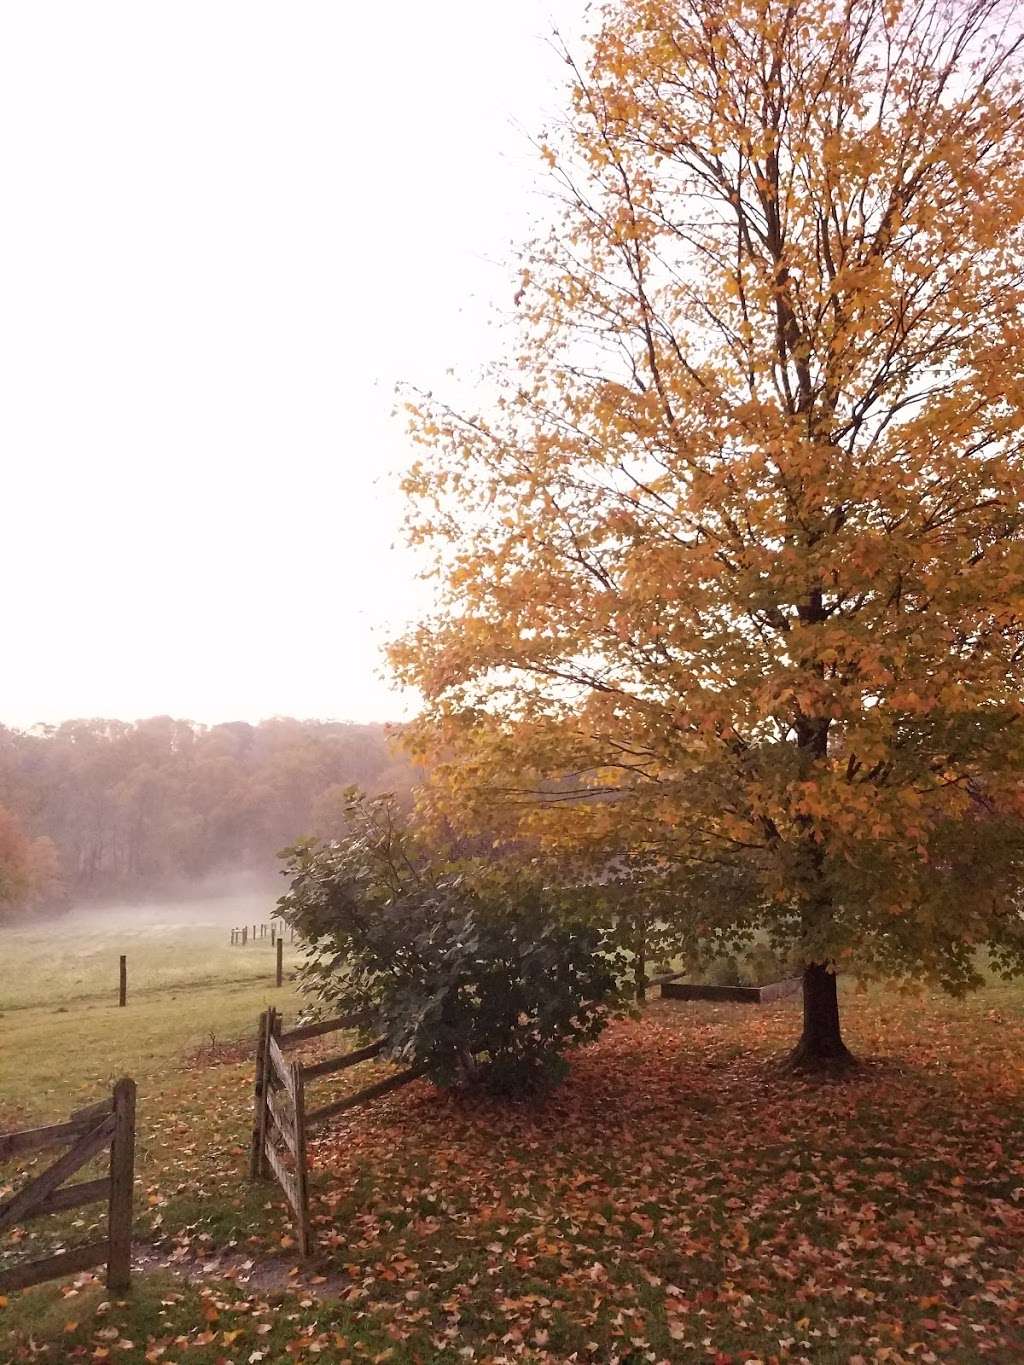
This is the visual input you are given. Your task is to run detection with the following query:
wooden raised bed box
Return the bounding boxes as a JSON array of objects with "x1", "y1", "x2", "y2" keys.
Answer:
[{"x1": 656, "y1": 975, "x2": 802, "y2": 1004}]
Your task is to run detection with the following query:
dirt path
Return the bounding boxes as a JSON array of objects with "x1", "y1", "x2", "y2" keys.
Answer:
[{"x1": 130, "y1": 1239, "x2": 351, "y2": 1298}]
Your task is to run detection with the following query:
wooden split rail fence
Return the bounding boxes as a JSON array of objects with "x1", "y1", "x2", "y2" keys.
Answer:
[
  {"x1": 0, "y1": 1078, "x2": 136, "y2": 1293},
  {"x1": 248, "y1": 1009, "x2": 426, "y2": 1256},
  {"x1": 231, "y1": 922, "x2": 293, "y2": 946}
]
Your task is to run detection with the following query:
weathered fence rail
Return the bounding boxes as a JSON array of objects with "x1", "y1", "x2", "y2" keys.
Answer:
[
  {"x1": 0, "y1": 1078, "x2": 136, "y2": 1293},
  {"x1": 248, "y1": 1009, "x2": 425, "y2": 1256}
]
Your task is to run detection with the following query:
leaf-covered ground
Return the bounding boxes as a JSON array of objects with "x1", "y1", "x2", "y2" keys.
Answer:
[{"x1": 4, "y1": 987, "x2": 1024, "y2": 1363}]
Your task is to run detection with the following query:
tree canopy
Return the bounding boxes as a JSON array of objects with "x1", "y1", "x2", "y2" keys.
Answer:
[{"x1": 393, "y1": 0, "x2": 1024, "y2": 1064}]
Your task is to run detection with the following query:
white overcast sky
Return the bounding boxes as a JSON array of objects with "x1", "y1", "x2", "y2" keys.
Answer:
[{"x1": 0, "y1": 1, "x2": 586, "y2": 729}]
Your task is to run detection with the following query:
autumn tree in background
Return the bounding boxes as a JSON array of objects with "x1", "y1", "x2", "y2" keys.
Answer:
[
  {"x1": 393, "y1": 0, "x2": 1024, "y2": 1067},
  {"x1": 0, "y1": 803, "x2": 60, "y2": 915}
]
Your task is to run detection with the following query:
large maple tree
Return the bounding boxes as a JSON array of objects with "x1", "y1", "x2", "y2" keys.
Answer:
[{"x1": 392, "y1": 0, "x2": 1024, "y2": 1066}]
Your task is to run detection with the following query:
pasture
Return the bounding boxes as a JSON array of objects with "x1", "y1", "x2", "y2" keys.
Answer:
[
  {"x1": 3, "y1": 902, "x2": 1024, "y2": 1363},
  {"x1": 1, "y1": 898, "x2": 302, "y2": 1124},
  {"x1": 0, "y1": 895, "x2": 296, "y2": 1014}
]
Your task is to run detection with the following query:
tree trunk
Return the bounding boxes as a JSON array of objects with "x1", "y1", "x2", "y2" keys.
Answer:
[{"x1": 788, "y1": 962, "x2": 854, "y2": 1070}]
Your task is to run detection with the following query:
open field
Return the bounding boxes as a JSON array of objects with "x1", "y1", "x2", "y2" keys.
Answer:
[
  {"x1": 3, "y1": 914, "x2": 1024, "y2": 1363},
  {"x1": 0, "y1": 895, "x2": 299, "y2": 1013},
  {"x1": 0, "y1": 975, "x2": 300, "y2": 1122}
]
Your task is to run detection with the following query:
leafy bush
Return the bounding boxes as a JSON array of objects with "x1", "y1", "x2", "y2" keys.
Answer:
[
  {"x1": 743, "y1": 941, "x2": 801, "y2": 985},
  {"x1": 706, "y1": 954, "x2": 743, "y2": 987},
  {"x1": 682, "y1": 940, "x2": 802, "y2": 987},
  {"x1": 278, "y1": 791, "x2": 625, "y2": 1096}
]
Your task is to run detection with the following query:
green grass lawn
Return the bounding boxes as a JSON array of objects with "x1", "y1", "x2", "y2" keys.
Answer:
[
  {"x1": 0, "y1": 895, "x2": 300, "y2": 1012},
  {"x1": 3, "y1": 919, "x2": 1024, "y2": 1363},
  {"x1": 0, "y1": 977, "x2": 301, "y2": 1121}
]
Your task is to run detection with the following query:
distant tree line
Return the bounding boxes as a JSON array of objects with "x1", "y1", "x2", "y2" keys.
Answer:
[{"x1": 0, "y1": 717, "x2": 415, "y2": 909}]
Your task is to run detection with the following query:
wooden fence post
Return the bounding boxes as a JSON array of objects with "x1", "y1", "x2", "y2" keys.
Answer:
[
  {"x1": 107, "y1": 1077, "x2": 135, "y2": 1292},
  {"x1": 290, "y1": 1061, "x2": 313, "y2": 1258},
  {"x1": 276, "y1": 937, "x2": 283, "y2": 988},
  {"x1": 248, "y1": 1010, "x2": 270, "y2": 1181},
  {"x1": 118, "y1": 956, "x2": 127, "y2": 1007},
  {"x1": 242, "y1": 926, "x2": 247, "y2": 946}
]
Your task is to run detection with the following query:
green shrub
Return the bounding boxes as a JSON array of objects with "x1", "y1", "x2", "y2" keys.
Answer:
[
  {"x1": 743, "y1": 941, "x2": 800, "y2": 985},
  {"x1": 685, "y1": 940, "x2": 802, "y2": 987},
  {"x1": 706, "y1": 954, "x2": 743, "y2": 987},
  {"x1": 278, "y1": 791, "x2": 626, "y2": 1097}
]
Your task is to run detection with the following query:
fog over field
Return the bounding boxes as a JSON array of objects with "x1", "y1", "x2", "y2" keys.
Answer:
[
  {"x1": 3, "y1": 886, "x2": 295, "y2": 1013},
  {"x1": 45, "y1": 878, "x2": 282, "y2": 932}
]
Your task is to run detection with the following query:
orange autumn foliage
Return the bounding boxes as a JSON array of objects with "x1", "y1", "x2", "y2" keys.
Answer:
[
  {"x1": 392, "y1": 0, "x2": 1024, "y2": 1052},
  {"x1": 0, "y1": 802, "x2": 60, "y2": 914}
]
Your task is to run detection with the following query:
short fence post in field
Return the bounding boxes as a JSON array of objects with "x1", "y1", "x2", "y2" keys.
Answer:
[
  {"x1": 276, "y1": 936, "x2": 284, "y2": 988},
  {"x1": 118, "y1": 955, "x2": 127, "y2": 1007},
  {"x1": 107, "y1": 1077, "x2": 135, "y2": 1292},
  {"x1": 270, "y1": 923, "x2": 276, "y2": 945},
  {"x1": 242, "y1": 926, "x2": 248, "y2": 945}
]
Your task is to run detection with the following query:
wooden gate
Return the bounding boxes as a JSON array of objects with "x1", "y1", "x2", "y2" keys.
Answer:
[
  {"x1": 249, "y1": 1009, "x2": 426, "y2": 1256},
  {"x1": 0, "y1": 1078, "x2": 136, "y2": 1293}
]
